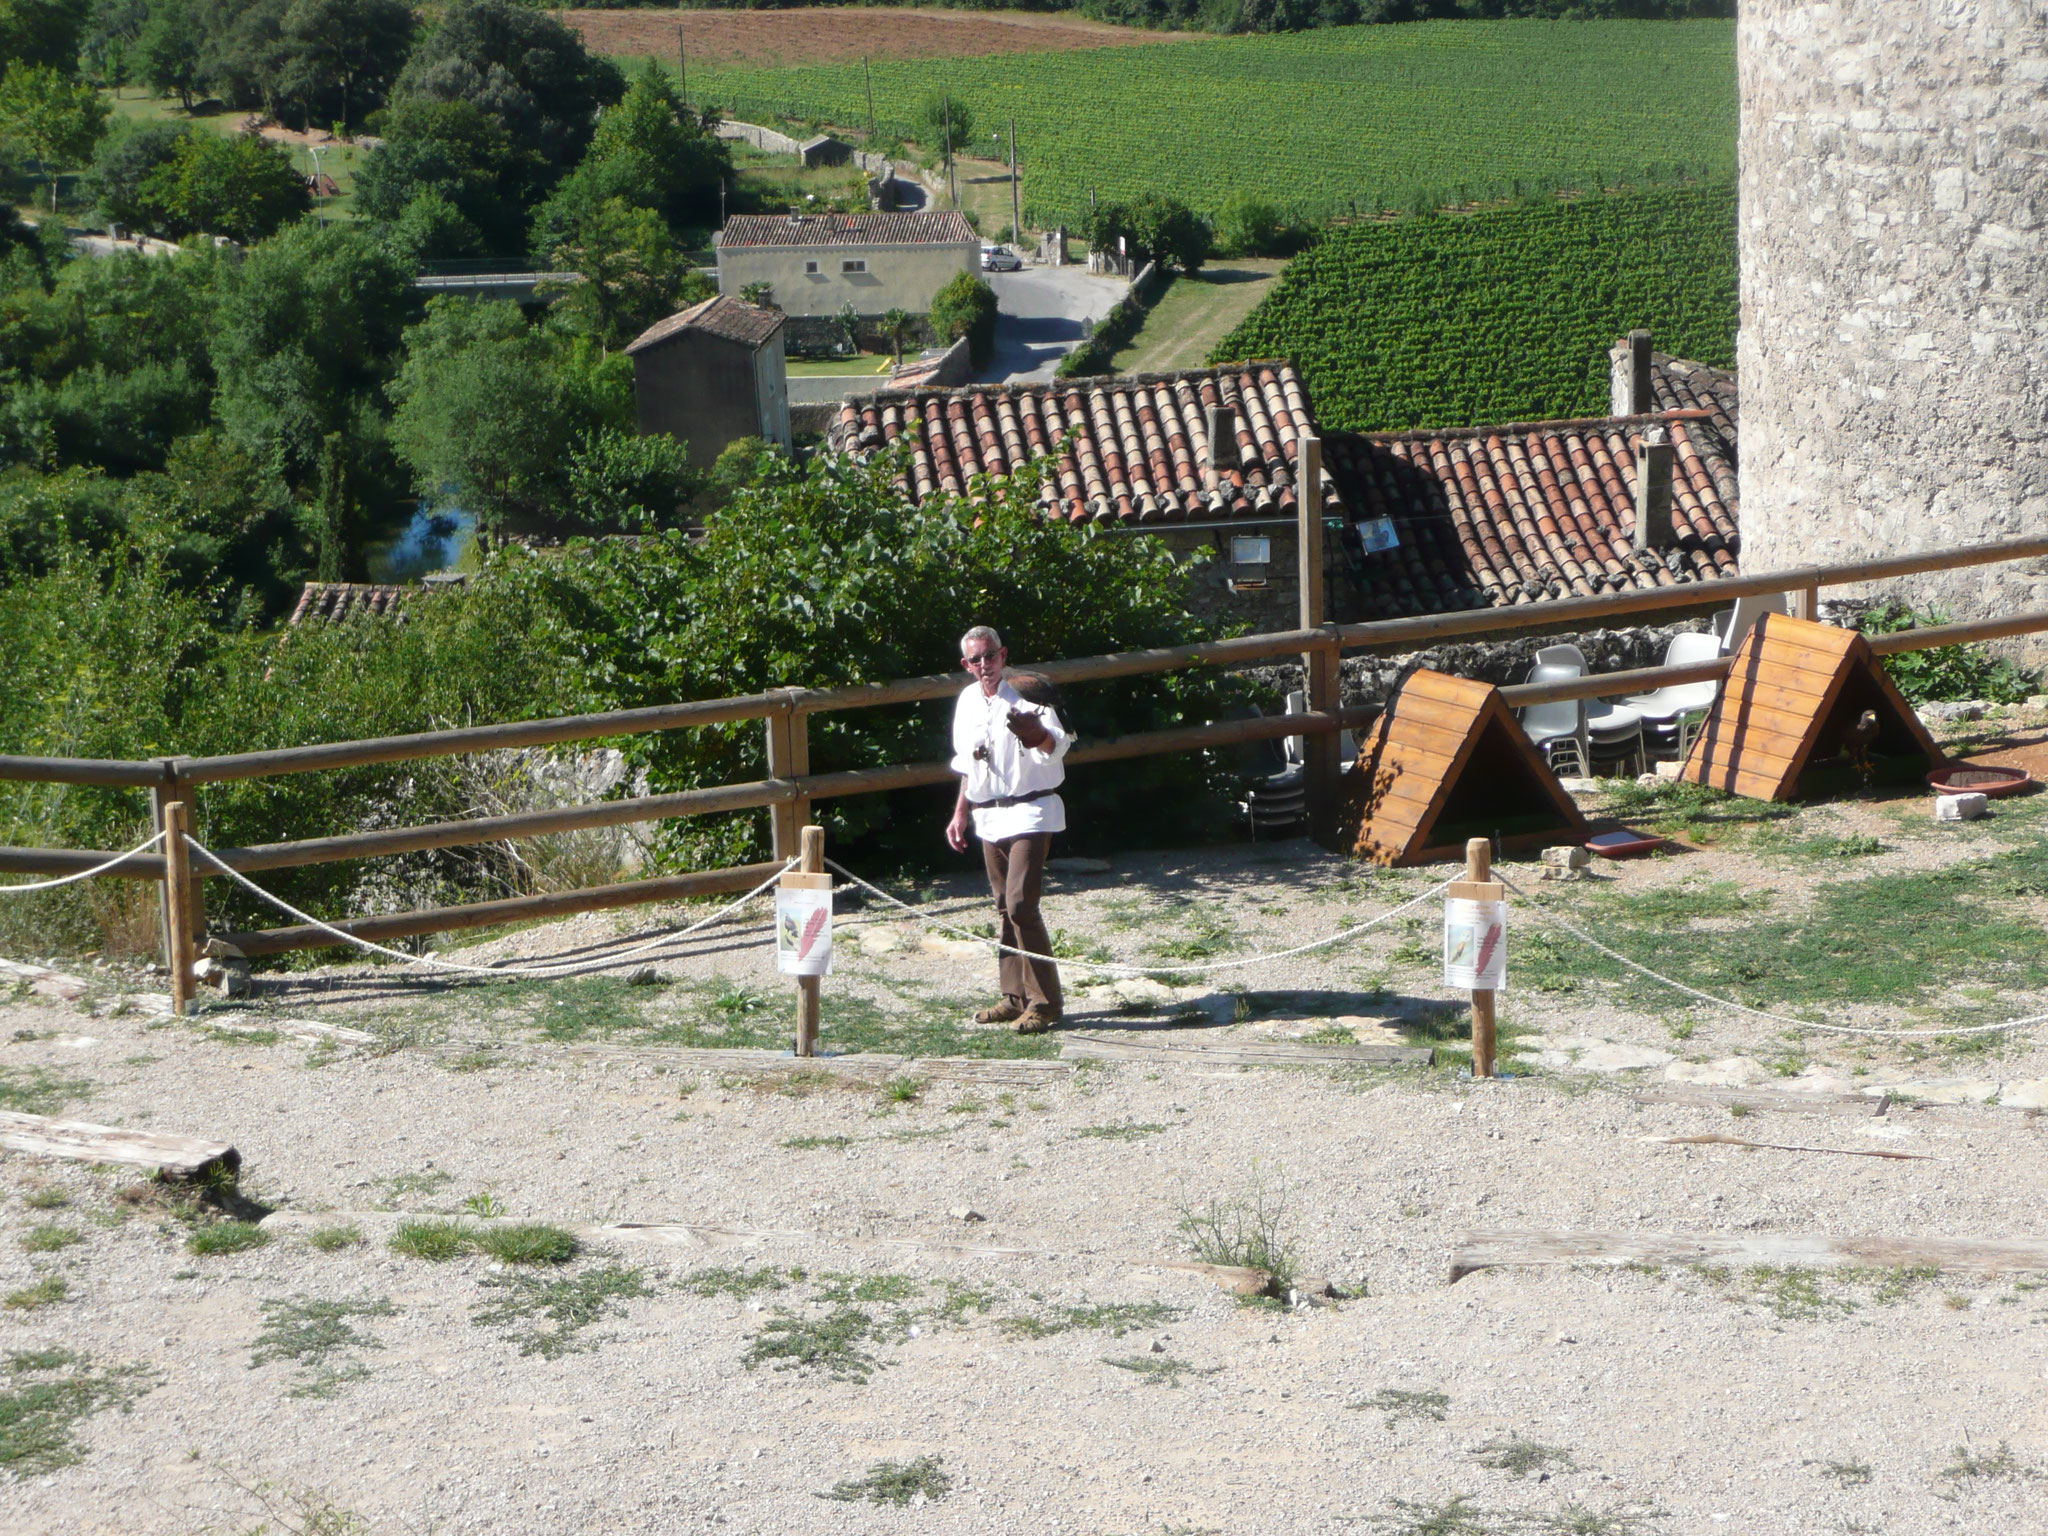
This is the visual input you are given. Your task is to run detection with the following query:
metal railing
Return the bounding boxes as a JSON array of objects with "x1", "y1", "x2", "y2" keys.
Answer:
[{"x1": 2, "y1": 532, "x2": 2044, "y2": 967}]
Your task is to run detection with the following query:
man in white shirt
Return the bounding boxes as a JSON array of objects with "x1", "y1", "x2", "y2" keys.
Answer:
[{"x1": 946, "y1": 624, "x2": 1071, "y2": 1033}]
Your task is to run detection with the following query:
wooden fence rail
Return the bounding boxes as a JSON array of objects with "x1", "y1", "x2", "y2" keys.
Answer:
[{"x1": 2, "y1": 533, "x2": 2045, "y2": 976}]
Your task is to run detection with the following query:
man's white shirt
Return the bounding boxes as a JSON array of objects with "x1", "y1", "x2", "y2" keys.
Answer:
[{"x1": 951, "y1": 679, "x2": 1071, "y2": 841}]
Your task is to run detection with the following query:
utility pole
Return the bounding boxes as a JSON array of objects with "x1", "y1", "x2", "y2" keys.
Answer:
[
  {"x1": 943, "y1": 98, "x2": 956, "y2": 208},
  {"x1": 863, "y1": 56, "x2": 875, "y2": 141},
  {"x1": 1009, "y1": 116, "x2": 1021, "y2": 245},
  {"x1": 676, "y1": 23, "x2": 687, "y2": 105}
]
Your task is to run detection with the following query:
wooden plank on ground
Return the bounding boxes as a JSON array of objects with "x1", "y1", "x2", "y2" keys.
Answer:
[
  {"x1": 1061, "y1": 1031, "x2": 1430, "y2": 1068},
  {"x1": 1449, "y1": 1228, "x2": 2048, "y2": 1282},
  {"x1": 1633, "y1": 1084, "x2": 1885, "y2": 1116},
  {"x1": 205, "y1": 1017, "x2": 377, "y2": 1047},
  {"x1": 0, "y1": 1110, "x2": 238, "y2": 1181},
  {"x1": 424, "y1": 1039, "x2": 1070, "y2": 1086}
]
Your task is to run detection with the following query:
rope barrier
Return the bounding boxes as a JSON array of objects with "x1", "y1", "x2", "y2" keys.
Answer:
[
  {"x1": 827, "y1": 857, "x2": 1450, "y2": 978},
  {"x1": 1499, "y1": 871, "x2": 2048, "y2": 1040},
  {"x1": 0, "y1": 831, "x2": 165, "y2": 893},
  {"x1": 187, "y1": 836, "x2": 794, "y2": 981}
]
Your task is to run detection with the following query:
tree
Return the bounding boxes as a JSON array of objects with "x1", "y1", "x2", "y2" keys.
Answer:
[
  {"x1": 918, "y1": 91, "x2": 972, "y2": 167},
  {"x1": 386, "y1": 295, "x2": 630, "y2": 535},
  {"x1": 880, "y1": 306, "x2": 912, "y2": 366},
  {"x1": 193, "y1": 0, "x2": 414, "y2": 131},
  {"x1": 384, "y1": 188, "x2": 484, "y2": 264},
  {"x1": 135, "y1": 0, "x2": 202, "y2": 108},
  {"x1": 928, "y1": 272, "x2": 997, "y2": 368},
  {"x1": 140, "y1": 129, "x2": 310, "y2": 242},
  {"x1": 353, "y1": 98, "x2": 523, "y2": 255},
  {"x1": 390, "y1": 0, "x2": 625, "y2": 206},
  {"x1": 581, "y1": 59, "x2": 727, "y2": 233},
  {"x1": 563, "y1": 426, "x2": 699, "y2": 536},
  {"x1": 541, "y1": 196, "x2": 712, "y2": 351},
  {"x1": 1086, "y1": 193, "x2": 1212, "y2": 273},
  {"x1": 82, "y1": 0, "x2": 152, "y2": 92},
  {"x1": 0, "y1": 0, "x2": 87, "y2": 73},
  {"x1": 88, "y1": 119, "x2": 191, "y2": 232},
  {"x1": 0, "y1": 65, "x2": 112, "y2": 210}
]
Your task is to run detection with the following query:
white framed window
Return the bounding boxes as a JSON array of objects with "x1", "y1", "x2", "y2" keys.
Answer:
[
  {"x1": 1232, "y1": 535, "x2": 1272, "y2": 566},
  {"x1": 841, "y1": 258, "x2": 867, "y2": 274},
  {"x1": 803, "y1": 260, "x2": 820, "y2": 275}
]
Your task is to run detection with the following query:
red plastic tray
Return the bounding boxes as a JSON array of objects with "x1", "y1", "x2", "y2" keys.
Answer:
[{"x1": 1586, "y1": 828, "x2": 1664, "y2": 858}]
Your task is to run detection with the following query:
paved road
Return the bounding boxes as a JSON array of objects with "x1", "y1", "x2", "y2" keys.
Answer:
[{"x1": 982, "y1": 265, "x2": 1130, "y2": 384}]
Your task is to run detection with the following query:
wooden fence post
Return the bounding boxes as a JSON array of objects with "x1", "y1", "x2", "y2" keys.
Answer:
[
  {"x1": 1297, "y1": 432, "x2": 1341, "y2": 846},
  {"x1": 1452, "y1": 837, "x2": 1504, "y2": 1078},
  {"x1": 765, "y1": 701, "x2": 798, "y2": 860},
  {"x1": 162, "y1": 800, "x2": 195, "y2": 1017},
  {"x1": 789, "y1": 701, "x2": 812, "y2": 841},
  {"x1": 786, "y1": 824, "x2": 827, "y2": 1057},
  {"x1": 149, "y1": 758, "x2": 205, "y2": 977},
  {"x1": 1789, "y1": 584, "x2": 1820, "y2": 623}
]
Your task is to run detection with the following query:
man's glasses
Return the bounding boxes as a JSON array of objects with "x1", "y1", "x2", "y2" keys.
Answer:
[{"x1": 961, "y1": 650, "x2": 1001, "y2": 668}]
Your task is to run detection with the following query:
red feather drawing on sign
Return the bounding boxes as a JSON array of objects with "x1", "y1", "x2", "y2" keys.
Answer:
[
  {"x1": 797, "y1": 905, "x2": 829, "y2": 961},
  {"x1": 1475, "y1": 921, "x2": 1502, "y2": 975}
]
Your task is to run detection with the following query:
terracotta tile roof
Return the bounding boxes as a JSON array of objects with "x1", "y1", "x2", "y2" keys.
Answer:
[
  {"x1": 719, "y1": 211, "x2": 977, "y2": 250},
  {"x1": 1326, "y1": 411, "x2": 1740, "y2": 614},
  {"x1": 287, "y1": 580, "x2": 457, "y2": 627},
  {"x1": 1616, "y1": 348, "x2": 1739, "y2": 448},
  {"x1": 829, "y1": 363, "x2": 1346, "y2": 525},
  {"x1": 626, "y1": 293, "x2": 784, "y2": 355}
]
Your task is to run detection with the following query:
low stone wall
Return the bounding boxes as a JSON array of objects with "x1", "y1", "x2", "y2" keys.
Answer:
[{"x1": 716, "y1": 120, "x2": 805, "y2": 157}]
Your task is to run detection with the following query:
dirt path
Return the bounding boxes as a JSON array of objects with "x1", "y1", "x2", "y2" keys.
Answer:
[
  {"x1": 1111, "y1": 259, "x2": 1290, "y2": 375},
  {"x1": 565, "y1": 6, "x2": 1190, "y2": 67}
]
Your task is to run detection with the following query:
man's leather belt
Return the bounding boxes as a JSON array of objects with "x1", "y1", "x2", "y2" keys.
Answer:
[{"x1": 969, "y1": 787, "x2": 1061, "y2": 810}]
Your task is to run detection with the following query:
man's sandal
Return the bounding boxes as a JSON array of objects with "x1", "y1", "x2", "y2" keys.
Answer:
[
  {"x1": 1014, "y1": 1006, "x2": 1061, "y2": 1035},
  {"x1": 975, "y1": 1001, "x2": 1025, "y2": 1025}
]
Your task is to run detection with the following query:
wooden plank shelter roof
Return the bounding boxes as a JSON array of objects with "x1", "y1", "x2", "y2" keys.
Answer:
[
  {"x1": 1346, "y1": 670, "x2": 1588, "y2": 866},
  {"x1": 1681, "y1": 614, "x2": 1944, "y2": 801}
]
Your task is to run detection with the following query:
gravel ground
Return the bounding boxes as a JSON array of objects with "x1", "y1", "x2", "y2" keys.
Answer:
[{"x1": 4, "y1": 711, "x2": 2047, "y2": 1534}]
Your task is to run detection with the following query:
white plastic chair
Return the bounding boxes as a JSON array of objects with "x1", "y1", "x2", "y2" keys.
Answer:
[
  {"x1": 1719, "y1": 593, "x2": 1789, "y2": 652},
  {"x1": 1535, "y1": 644, "x2": 1645, "y2": 777},
  {"x1": 1518, "y1": 660, "x2": 1591, "y2": 778},
  {"x1": 1622, "y1": 631, "x2": 1724, "y2": 761}
]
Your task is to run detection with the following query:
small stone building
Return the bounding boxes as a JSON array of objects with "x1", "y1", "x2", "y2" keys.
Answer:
[
  {"x1": 830, "y1": 358, "x2": 1743, "y2": 629},
  {"x1": 799, "y1": 134, "x2": 853, "y2": 169},
  {"x1": 626, "y1": 294, "x2": 792, "y2": 471},
  {"x1": 717, "y1": 212, "x2": 979, "y2": 335}
]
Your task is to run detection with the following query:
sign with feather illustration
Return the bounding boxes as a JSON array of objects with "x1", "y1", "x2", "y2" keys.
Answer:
[{"x1": 775, "y1": 888, "x2": 834, "y2": 976}]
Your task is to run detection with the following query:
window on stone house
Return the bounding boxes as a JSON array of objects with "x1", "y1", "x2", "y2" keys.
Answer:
[{"x1": 841, "y1": 259, "x2": 867, "y2": 274}]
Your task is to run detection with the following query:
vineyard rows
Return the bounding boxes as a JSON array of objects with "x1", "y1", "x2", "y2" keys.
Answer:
[
  {"x1": 1212, "y1": 184, "x2": 1737, "y2": 431},
  {"x1": 673, "y1": 19, "x2": 1736, "y2": 225}
]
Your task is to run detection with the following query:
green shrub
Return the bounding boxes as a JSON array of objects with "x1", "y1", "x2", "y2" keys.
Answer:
[
  {"x1": 473, "y1": 1223, "x2": 580, "y2": 1267},
  {"x1": 928, "y1": 271, "x2": 998, "y2": 369},
  {"x1": 1859, "y1": 603, "x2": 2037, "y2": 705}
]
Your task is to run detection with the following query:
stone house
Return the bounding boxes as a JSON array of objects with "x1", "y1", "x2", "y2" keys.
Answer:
[
  {"x1": 716, "y1": 211, "x2": 979, "y2": 349},
  {"x1": 626, "y1": 294, "x2": 792, "y2": 471},
  {"x1": 829, "y1": 355, "x2": 1741, "y2": 630}
]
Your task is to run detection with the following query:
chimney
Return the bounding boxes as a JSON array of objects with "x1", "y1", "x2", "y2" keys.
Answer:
[
  {"x1": 1633, "y1": 425, "x2": 1676, "y2": 551},
  {"x1": 1628, "y1": 329, "x2": 1654, "y2": 416},
  {"x1": 1206, "y1": 403, "x2": 1237, "y2": 489}
]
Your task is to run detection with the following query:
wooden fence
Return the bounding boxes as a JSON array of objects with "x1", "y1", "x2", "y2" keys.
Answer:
[{"x1": 3, "y1": 527, "x2": 2046, "y2": 996}]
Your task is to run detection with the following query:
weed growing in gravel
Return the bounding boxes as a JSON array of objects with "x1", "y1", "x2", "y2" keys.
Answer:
[
  {"x1": 369, "y1": 1171, "x2": 451, "y2": 1209},
  {"x1": 1101, "y1": 1352, "x2": 1219, "y2": 1387},
  {"x1": 1149, "y1": 910, "x2": 1237, "y2": 961},
  {"x1": 250, "y1": 1297, "x2": 396, "y2": 1398},
  {"x1": 816, "y1": 1273, "x2": 920, "y2": 1306},
  {"x1": 3, "y1": 1276, "x2": 68, "y2": 1310},
  {"x1": 1370, "y1": 1498, "x2": 1661, "y2": 1535},
  {"x1": 677, "y1": 1265, "x2": 788, "y2": 1300},
  {"x1": 1742, "y1": 1266, "x2": 1856, "y2": 1322},
  {"x1": 1076, "y1": 1122, "x2": 1167, "y2": 1141},
  {"x1": 186, "y1": 1220, "x2": 270, "y2": 1257},
  {"x1": 782, "y1": 1134, "x2": 852, "y2": 1150},
  {"x1": 998, "y1": 1301, "x2": 1183, "y2": 1339},
  {"x1": 0, "y1": 1348, "x2": 154, "y2": 1476},
  {"x1": 22, "y1": 1188, "x2": 68, "y2": 1211},
  {"x1": 1355, "y1": 1387, "x2": 1450, "y2": 1429},
  {"x1": 21, "y1": 1225, "x2": 81, "y2": 1254},
  {"x1": 881, "y1": 1075, "x2": 925, "y2": 1103},
  {"x1": 1813, "y1": 1459, "x2": 1872, "y2": 1485},
  {"x1": 1939, "y1": 1442, "x2": 2040, "y2": 1482},
  {"x1": 817, "y1": 1454, "x2": 951, "y2": 1504},
  {"x1": 463, "y1": 1192, "x2": 507, "y2": 1219},
  {"x1": 475, "y1": 1224, "x2": 580, "y2": 1266},
  {"x1": 1176, "y1": 1168, "x2": 1298, "y2": 1289},
  {"x1": 0, "y1": 1067, "x2": 92, "y2": 1117},
  {"x1": 304, "y1": 1224, "x2": 363, "y2": 1253},
  {"x1": 473, "y1": 1266, "x2": 652, "y2": 1358},
  {"x1": 1472, "y1": 1437, "x2": 1575, "y2": 1478},
  {"x1": 744, "y1": 1308, "x2": 882, "y2": 1382},
  {"x1": 389, "y1": 1219, "x2": 470, "y2": 1261}
]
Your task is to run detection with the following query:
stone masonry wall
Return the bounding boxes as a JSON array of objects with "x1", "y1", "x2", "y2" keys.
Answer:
[{"x1": 1738, "y1": 1, "x2": 2048, "y2": 661}]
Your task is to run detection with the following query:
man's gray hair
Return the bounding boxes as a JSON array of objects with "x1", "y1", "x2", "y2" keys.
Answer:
[{"x1": 960, "y1": 624, "x2": 1003, "y2": 654}]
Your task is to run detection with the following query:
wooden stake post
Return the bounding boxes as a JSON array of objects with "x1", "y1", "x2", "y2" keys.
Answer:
[
  {"x1": 1297, "y1": 432, "x2": 1340, "y2": 847},
  {"x1": 1451, "y1": 837, "x2": 1503, "y2": 1078},
  {"x1": 785, "y1": 825, "x2": 829, "y2": 1056},
  {"x1": 162, "y1": 800, "x2": 195, "y2": 1017}
]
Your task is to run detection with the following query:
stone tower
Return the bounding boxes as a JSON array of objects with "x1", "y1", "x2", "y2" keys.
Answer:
[{"x1": 1738, "y1": 0, "x2": 2048, "y2": 656}]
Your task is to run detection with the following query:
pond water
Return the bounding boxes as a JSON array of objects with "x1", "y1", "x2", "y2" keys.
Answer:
[{"x1": 364, "y1": 503, "x2": 476, "y2": 583}]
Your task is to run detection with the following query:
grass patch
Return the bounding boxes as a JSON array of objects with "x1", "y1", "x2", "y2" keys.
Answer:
[
  {"x1": 817, "y1": 1454, "x2": 951, "y2": 1505},
  {"x1": 22, "y1": 1188, "x2": 68, "y2": 1211},
  {"x1": 3, "y1": 1276, "x2": 68, "y2": 1311},
  {"x1": 1176, "y1": 1168, "x2": 1297, "y2": 1289},
  {"x1": 21, "y1": 1225, "x2": 82, "y2": 1254},
  {"x1": 881, "y1": 1074, "x2": 925, "y2": 1103},
  {"x1": 185, "y1": 1220, "x2": 269, "y2": 1257},
  {"x1": 1939, "y1": 1442, "x2": 2039, "y2": 1482},
  {"x1": 475, "y1": 1223, "x2": 579, "y2": 1266},
  {"x1": 1472, "y1": 1436, "x2": 1574, "y2": 1478},
  {"x1": 677, "y1": 1265, "x2": 789, "y2": 1300},
  {"x1": 250, "y1": 1296, "x2": 396, "y2": 1399},
  {"x1": 1101, "y1": 1352, "x2": 1219, "y2": 1387},
  {"x1": 473, "y1": 1265, "x2": 652, "y2": 1358},
  {"x1": 1356, "y1": 1387, "x2": 1450, "y2": 1428},
  {"x1": 816, "y1": 1272, "x2": 920, "y2": 1306},
  {"x1": 743, "y1": 1308, "x2": 883, "y2": 1383},
  {"x1": 388, "y1": 1219, "x2": 470, "y2": 1262},
  {"x1": 304, "y1": 1224, "x2": 364, "y2": 1253},
  {"x1": 1816, "y1": 1459, "x2": 1872, "y2": 1486},
  {"x1": 1149, "y1": 914, "x2": 1238, "y2": 961},
  {"x1": 368, "y1": 1170, "x2": 451, "y2": 1208},
  {"x1": 783, "y1": 1134, "x2": 853, "y2": 1153},
  {"x1": 998, "y1": 1301, "x2": 1182, "y2": 1339},
  {"x1": 0, "y1": 1347, "x2": 154, "y2": 1476},
  {"x1": 1076, "y1": 1121, "x2": 1168, "y2": 1142},
  {"x1": 0, "y1": 1067, "x2": 92, "y2": 1117}
]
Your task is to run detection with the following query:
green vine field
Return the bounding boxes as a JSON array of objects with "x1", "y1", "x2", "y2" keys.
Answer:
[
  {"x1": 1212, "y1": 183, "x2": 1737, "y2": 430},
  {"x1": 666, "y1": 19, "x2": 1735, "y2": 225}
]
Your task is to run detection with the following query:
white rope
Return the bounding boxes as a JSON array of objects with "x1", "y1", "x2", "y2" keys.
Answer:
[
  {"x1": 1499, "y1": 872, "x2": 2048, "y2": 1040},
  {"x1": 188, "y1": 836, "x2": 793, "y2": 980},
  {"x1": 0, "y1": 831, "x2": 166, "y2": 893},
  {"x1": 828, "y1": 857, "x2": 1450, "y2": 977}
]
